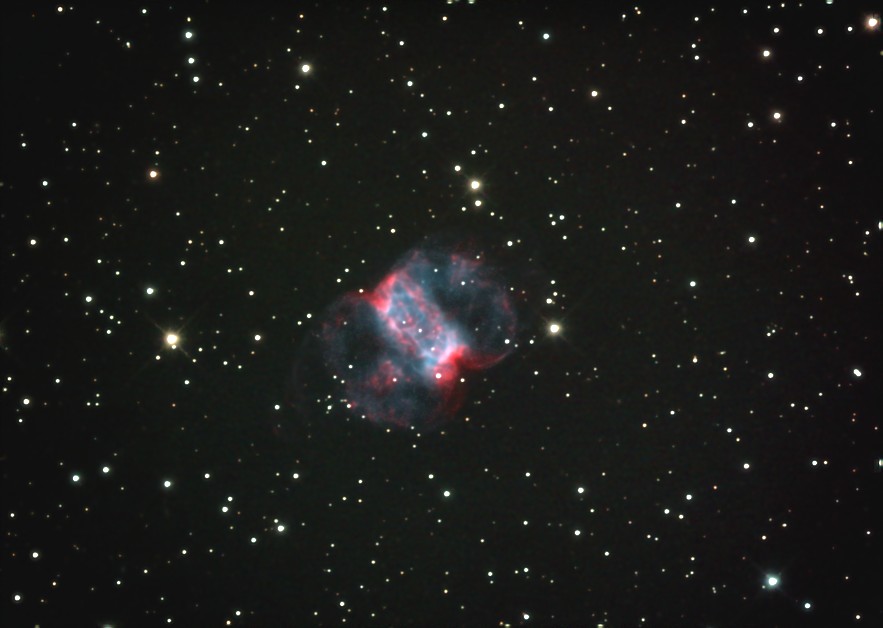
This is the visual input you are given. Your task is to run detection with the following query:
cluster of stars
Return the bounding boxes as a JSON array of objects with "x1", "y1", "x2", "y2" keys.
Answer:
[{"x1": 4, "y1": 3, "x2": 877, "y2": 625}]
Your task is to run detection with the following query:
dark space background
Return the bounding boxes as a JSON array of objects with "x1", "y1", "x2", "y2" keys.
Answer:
[{"x1": 2, "y1": 2, "x2": 880, "y2": 626}]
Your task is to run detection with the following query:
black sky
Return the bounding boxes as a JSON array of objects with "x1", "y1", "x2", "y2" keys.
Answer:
[{"x1": 2, "y1": 2, "x2": 881, "y2": 626}]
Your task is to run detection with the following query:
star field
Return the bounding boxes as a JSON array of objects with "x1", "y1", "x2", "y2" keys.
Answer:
[{"x1": 1, "y1": 3, "x2": 880, "y2": 626}]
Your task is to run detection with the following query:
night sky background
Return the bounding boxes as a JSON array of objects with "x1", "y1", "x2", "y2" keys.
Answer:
[{"x1": 2, "y1": 2, "x2": 881, "y2": 626}]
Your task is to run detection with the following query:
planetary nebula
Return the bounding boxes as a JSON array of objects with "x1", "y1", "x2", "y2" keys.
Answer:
[{"x1": 320, "y1": 242, "x2": 518, "y2": 429}]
